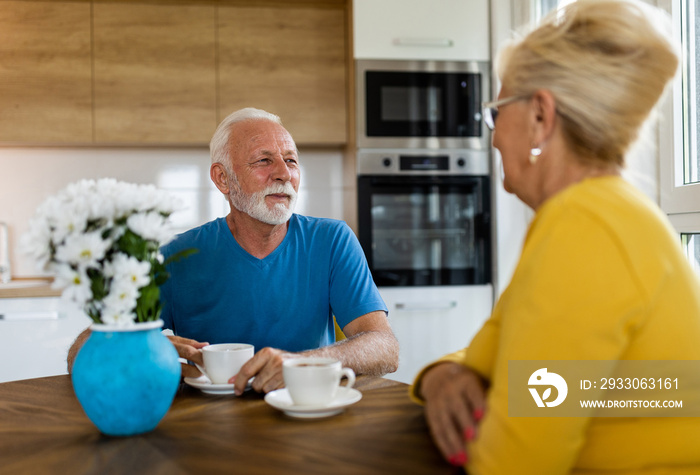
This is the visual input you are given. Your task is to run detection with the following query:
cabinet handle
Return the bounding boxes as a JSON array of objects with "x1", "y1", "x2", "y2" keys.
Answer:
[
  {"x1": 0, "y1": 312, "x2": 59, "y2": 320},
  {"x1": 392, "y1": 37, "x2": 454, "y2": 48},
  {"x1": 395, "y1": 301, "x2": 457, "y2": 312}
]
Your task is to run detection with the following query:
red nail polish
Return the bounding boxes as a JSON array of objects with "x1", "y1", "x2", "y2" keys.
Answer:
[
  {"x1": 448, "y1": 451, "x2": 467, "y2": 466},
  {"x1": 464, "y1": 426, "x2": 475, "y2": 441},
  {"x1": 473, "y1": 408, "x2": 484, "y2": 421}
]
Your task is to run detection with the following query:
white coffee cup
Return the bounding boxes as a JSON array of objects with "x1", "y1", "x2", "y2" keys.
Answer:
[
  {"x1": 282, "y1": 357, "x2": 355, "y2": 406},
  {"x1": 195, "y1": 343, "x2": 254, "y2": 384}
]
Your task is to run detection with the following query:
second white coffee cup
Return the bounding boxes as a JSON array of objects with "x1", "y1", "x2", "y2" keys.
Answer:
[
  {"x1": 283, "y1": 357, "x2": 355, "y2": 406},
  {"x1": 196, "y1": 343, "x2": 254, "y2": 384}
]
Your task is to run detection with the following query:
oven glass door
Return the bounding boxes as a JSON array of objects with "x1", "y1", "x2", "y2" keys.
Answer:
[
  {"x1": 364, "y1": 70, "x2": 482, "y2": 138},
  {"x1": 358, "y1": 175, "x2": 491, "y2": 286}
]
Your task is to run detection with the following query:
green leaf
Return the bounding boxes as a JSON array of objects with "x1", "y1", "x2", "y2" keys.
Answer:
[
  {"x1": 88, "y1": 269, "x2": 108, "y2": 301},
  {"x1": 163, "y1": 247, "x2": 199, "y2": 266},
  {"x1": 136, "y1": 283, "x2": 161, "y2": 322},
  {"x1": 85, "y1": 302, "x2": 102, "y2": 324},
  {"x1": 154, "y1": 270, "x2": 170, "y2": 286},
  {"x1": 116, "y1": 229, "x2": 149, "y2": 261}
]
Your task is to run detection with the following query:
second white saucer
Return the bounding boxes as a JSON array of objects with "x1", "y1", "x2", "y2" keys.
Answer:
[{"x1": 264, "y1": 387, "x2": 362, "y2": 418}]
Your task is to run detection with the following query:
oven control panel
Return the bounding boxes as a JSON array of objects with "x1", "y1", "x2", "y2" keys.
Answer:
[{"x1": 357, "y1": 149, "x2": 490, "y2": 176}]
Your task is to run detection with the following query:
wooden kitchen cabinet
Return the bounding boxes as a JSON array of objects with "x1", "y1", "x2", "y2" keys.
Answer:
[
  {"x1": 218, "y1": 4, "x2": 347, "y2": 145},
  {"x1": 92, "y1": 2, "x2": 217, "y2": 144},
  {"x1": 0, "y1": 0, "x2": 347, "y2": 146},
  {"x1": 0, "y1": 1, "x2": 92, "y2": 143}
]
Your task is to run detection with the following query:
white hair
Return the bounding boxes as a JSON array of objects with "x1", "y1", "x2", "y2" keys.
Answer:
[{"x1": 209, "y1": 107, "x2": 283, "y2": 170}]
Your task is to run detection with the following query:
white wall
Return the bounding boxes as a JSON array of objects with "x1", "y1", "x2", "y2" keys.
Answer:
[
  {"x1": 0, "y1": 147, "x2": 344, "y2": 278},
  {"x1": 489, "y1": 0, "x2": 533, "y2": 296},
  {"x1": 488, "y1": 0, "x2": 662, "y2": 296}
]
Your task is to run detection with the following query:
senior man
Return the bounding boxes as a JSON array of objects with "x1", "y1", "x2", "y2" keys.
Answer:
[{"x1": 68, "y1": 108, "x2": 398, "y2": 396}]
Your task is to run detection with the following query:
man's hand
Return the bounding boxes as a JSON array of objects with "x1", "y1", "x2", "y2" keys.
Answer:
[
  {"x1": 167, "y1": 335, "x2": 209, "y2": 379},
  {"x1": 231, "y1": 347, "x2": 295, "y2": 396},
  {"x1": 226, "y1": 311, "x2": 399, "y2": 396},
  {"x1": 419, "y1": 362, "x2": 487, "y2": 467}
]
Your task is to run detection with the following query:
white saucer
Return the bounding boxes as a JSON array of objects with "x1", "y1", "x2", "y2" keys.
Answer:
[
  {"x1": 184, "y1": 375, "x2": 252, "y2": 395},
  {"x1": 264, "y1": 387, "x2": 362, "y2": 419}
]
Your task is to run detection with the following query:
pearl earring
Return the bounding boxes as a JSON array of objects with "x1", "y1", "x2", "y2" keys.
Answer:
[{"x1": 529, "y1": 147, "x2": 542, "y2": 164}]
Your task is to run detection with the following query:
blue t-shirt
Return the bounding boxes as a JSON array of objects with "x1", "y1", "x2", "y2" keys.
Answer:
[{"x1": 159, "y1": 214, "x2": 387, "y2": 352}]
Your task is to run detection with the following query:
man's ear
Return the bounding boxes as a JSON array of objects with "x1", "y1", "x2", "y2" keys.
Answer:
[
  {"x1": 529, "y1": 89, "x2": 558, "y2": 145},
  {"x1": 210, "y1": 162, "x2": 230, "y2": 195}
]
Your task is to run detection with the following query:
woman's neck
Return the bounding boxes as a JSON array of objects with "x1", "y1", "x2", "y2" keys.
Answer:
[{"x1": 529, "y1": 147, "x2": 621, "y2": 210}]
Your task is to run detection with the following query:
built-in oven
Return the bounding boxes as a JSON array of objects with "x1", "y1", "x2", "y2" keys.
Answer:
[
  {"x1": 357, "y1": 149, "x2": 493, "y2": 384},
  {"x1": 357, "y1": 150, "x2": 491, "y2": 287},
  {"x1": 356, "y1": 59, "x2": 490, "y2": 150}
]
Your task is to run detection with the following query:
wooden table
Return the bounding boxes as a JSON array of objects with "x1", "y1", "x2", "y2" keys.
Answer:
[{"x1": 0, "y1": 375, "x2": 463, "y2": 474}]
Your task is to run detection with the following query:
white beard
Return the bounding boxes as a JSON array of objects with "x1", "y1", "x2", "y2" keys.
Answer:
[{"x1": 229, "y1": 179, "x2": 297, "y2": 225}]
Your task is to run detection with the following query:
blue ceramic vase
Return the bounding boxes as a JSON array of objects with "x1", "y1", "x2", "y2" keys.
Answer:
[{"x1": 71, "y1": 320, "x2": 181, "y2": 437}]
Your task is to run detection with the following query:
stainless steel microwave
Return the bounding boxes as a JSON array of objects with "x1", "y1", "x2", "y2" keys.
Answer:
[{"x1": 356, "y1": 59, "x2": 491, "y2": 150}]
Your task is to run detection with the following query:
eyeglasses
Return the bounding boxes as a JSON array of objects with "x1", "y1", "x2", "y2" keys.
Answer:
[{"x1": 482, "y1": 95, "x2": 530, "y2": 131}]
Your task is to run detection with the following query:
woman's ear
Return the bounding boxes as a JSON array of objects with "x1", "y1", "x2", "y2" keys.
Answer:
[
  {"x1": 210, "y1": 162, "x2": 230, "y2": 196},
  {"x1": 529, "y1": 89, "x2": 558, "y2": 145}
]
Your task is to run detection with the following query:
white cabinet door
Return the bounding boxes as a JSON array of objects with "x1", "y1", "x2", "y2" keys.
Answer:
[
  {"x1": 380, "y1": 285, "x2": 493, "y2": 384},
  {"x1": 353, "y1": 0, "x2": 490, "y2": 61},
  {"x1": 0, "y1": 297, "x2": 91, "y2": 382}
]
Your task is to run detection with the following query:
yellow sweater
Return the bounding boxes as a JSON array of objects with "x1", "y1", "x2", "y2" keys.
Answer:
[{"x1": 411, "y1": 176, "x2": 700, "y2": 475}]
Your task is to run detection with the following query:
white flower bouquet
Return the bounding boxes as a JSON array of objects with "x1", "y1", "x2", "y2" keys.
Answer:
[{"x1": 22, "y1": 178, "x2": 194, "y2": 326}]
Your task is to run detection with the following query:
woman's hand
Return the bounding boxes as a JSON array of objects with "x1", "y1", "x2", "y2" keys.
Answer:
[{"x1": 419, "y1": 362, "x2": 487, "y2": 467}]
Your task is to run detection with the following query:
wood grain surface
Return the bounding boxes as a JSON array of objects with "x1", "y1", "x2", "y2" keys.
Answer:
[
  {"x1": 0, "y1": 278, "x2": 60, "y2": 299},
  {"x1": 0, "y1": 2, "x2": 92, "y2": 144},
  {"x1": 217, "y1": 4, "x2": 347, "y2": 146},
  {"x1": 92, "y1": 2, "x2": 218, "y2": 144},
  {"x1": 0, "y1": 0, "x2": 348, "y2": 146},
  {"x1": 0, "y1": 375, "x2": 462, "y2": 474}
]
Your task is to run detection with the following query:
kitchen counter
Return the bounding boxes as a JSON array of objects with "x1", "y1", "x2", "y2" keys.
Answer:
[
  {"x1": 0, "y1": 289, "x2": 90, "y2": 383},
  {"x1": 0, "y1": 278, "x2": 61, "y2": 299}
]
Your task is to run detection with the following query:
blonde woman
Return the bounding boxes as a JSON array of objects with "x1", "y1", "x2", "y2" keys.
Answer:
[{"x1": 410, "y1": 1, "x2": 700, "y2": 473}]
